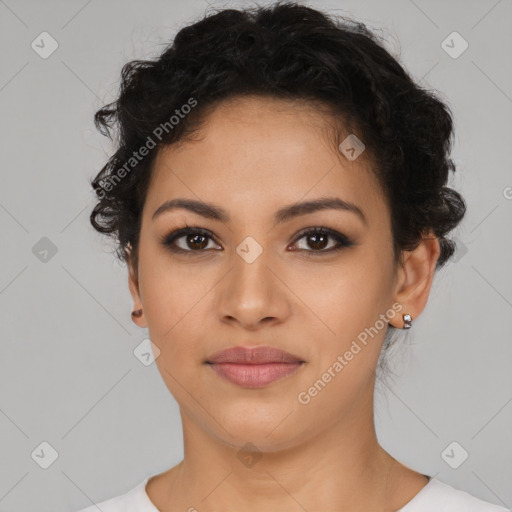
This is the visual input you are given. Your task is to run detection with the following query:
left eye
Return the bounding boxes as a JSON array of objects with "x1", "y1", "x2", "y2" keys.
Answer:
[{"x1": 291, "y1": 227, "x2": 354, "y2": 254}]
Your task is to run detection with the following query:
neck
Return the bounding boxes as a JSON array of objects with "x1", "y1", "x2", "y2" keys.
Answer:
[{"x1": 159, "y1": 377, "x2": 402, "y2": 512}]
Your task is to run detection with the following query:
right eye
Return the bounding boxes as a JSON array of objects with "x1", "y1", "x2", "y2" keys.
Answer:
[{"x1": 161, "y1": 227, "x2": 222, "y2": 254}]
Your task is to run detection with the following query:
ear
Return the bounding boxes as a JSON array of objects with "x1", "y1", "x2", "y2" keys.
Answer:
[
  {"x1": 390, "y1": 231, "x2": 441, "y2": 329},
  {"x1": 127, "y1": 249, "x2": 147, "y2": 328}
]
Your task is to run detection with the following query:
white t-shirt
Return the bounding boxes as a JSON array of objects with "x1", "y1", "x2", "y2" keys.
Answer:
[{"x1": 77, "y1": 474, "x2": 511, "y2": 512}]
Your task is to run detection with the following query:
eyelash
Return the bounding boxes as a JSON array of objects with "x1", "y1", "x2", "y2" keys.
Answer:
[{"x1": 161, "y1": 225, "x2": 355, "y2": 257}]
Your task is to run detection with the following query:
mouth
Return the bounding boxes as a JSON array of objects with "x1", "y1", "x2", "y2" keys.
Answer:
[
  {"x1": 207, "y1": 362, "x2": 304, "y2": 388},
  {"x1": 206, "y1": 345, "x2": 304, "y2": 364},
  {"x1": 205, "y1": 345, "x2": 305, "y2": 389}
]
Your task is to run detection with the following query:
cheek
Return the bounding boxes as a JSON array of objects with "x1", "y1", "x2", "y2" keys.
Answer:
[
  {"x1": 287, "y1": 259, "x2": 394, "y2": 386},
  {"x1": 138, "y1": 253, "x2": 216, "y2": 373},
  {"x1": 292, "y1": 257, "x2": 390, "y2": 329},
  {"x1": 139, "y1": 245, "x2": 195, "y2": 322},
  {"x1": 141, "y1": 265, "x2": 207, "y2": 402}
]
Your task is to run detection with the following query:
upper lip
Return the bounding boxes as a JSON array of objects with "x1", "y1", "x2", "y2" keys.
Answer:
[{"x1": 206, "y1": 345, "x2": 304, "y2": 364}]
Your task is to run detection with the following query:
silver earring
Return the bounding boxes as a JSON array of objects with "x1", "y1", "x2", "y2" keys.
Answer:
[{"x1": 403, "y1": 314, "x2": 412, "y2": 329}]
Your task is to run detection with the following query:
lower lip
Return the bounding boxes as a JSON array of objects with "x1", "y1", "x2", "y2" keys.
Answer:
[{"x1": 207, "y1": 362, "x2": 303, "y2": 388}]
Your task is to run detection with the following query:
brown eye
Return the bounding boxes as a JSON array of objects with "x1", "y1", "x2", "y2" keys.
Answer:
[
  {"x1": 291, "y1": 227, "x2": 354, "y2": 254},
  {"x1": 162, "y1": 227, "x2": 221, "y2": 253},
  {"x1": 182, "y1": 233, "x2": 209, "y2": 250},
  {"x1": 161, "y1": 226, "x2": 354, "y2": 256},
  {"x1": 303, "y1": 232, "x2": 329, "y2": 250}
]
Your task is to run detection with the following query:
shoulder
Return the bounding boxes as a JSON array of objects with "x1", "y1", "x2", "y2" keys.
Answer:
[
  {"x1": 403, "y1": 478, "x2": 510, "y2": 512},
  {"x1": 75, "y1": 477, "x2": 157, "y2": 512}
]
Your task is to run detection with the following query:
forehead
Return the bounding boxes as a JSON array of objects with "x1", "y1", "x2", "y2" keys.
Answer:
[{"x1": 145, "y1": 96, "x2": 387, "y2": 225}]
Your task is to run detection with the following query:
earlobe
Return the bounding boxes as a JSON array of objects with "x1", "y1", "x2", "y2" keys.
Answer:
[
  {"x1": 390, "y1": 232, "x2": 440, "y2": 328},
  {"x1": 131, "y1": 310, "x2": 146, "y2": 327}
]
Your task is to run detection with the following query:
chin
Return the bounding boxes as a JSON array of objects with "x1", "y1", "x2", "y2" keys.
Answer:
[{"x1": 209, "y1": 408, "x2": 306, "y2": 452}]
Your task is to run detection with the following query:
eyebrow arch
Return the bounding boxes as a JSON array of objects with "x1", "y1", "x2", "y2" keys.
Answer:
[{"x1": 152, "y1": 196, "x2": 367, "y2": 226}]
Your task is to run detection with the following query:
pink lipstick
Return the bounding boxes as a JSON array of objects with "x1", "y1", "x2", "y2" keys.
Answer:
[{"x1": 206, "y1": 345, "x2": 304, "y2": 388}]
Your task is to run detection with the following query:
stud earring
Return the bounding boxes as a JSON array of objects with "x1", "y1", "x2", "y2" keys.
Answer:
[
  {"x1": 403, "y1": 314, "x2": 412, "y2": 329},
  {"x1": 131, "y1": 308, "x2": 143, "y2": 318}
]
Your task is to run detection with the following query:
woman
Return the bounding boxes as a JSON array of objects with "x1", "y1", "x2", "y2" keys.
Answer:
[{"x1": 79, "y1": 2, "x2": 509, "y2": 511}]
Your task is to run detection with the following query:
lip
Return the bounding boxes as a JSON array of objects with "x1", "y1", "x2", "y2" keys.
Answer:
[
  {"x1": 205, "y1": 345, "x2": 305, "y2": 389},
  {"x1": 206, "y1": 345, "x2": 304, "y2": 364}
]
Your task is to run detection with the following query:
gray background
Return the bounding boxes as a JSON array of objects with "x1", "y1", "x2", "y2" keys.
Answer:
[{"x1": 0, "y1": 0, "x2": 511, "y2": 510}]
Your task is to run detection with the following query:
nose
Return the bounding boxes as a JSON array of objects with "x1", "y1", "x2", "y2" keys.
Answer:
[{"x1": 216, "y1": 250, "x2": 291, "y2": 331}]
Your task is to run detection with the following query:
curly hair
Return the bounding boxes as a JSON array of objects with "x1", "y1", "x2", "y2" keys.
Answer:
[{"x1": 90, "y1": 0, "x2": 466, "y2": 283}]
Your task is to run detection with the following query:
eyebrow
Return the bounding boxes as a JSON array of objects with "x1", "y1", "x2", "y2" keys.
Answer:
[{"x1": 152, "y1": 196, "x2": 368, "y2": 226}]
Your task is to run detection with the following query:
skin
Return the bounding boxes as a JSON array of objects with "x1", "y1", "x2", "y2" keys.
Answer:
[{"x1": 127, "y1": 95, "x2": 440, "y2": 512}]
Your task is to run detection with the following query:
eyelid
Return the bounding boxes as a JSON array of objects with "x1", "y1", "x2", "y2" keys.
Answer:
[
  {"x1": 289, "y1": 226, "x2": 354, "y2": 253},
  {"x1": 291, "y1": 226, "x2": 350, "y2": 243},
  {"x1": 160, "y1": 225, "x2": 220, "y2": 251}
]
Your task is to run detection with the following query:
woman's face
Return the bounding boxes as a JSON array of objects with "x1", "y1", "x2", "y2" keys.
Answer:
[{"x1": 129, "y1": 96, "x2": 405, "y2": 451}]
